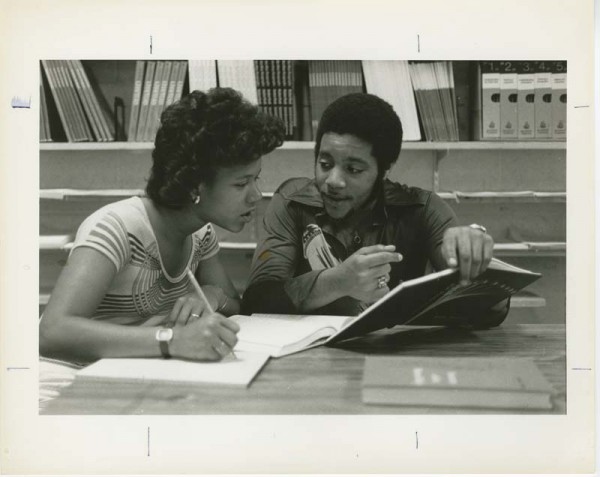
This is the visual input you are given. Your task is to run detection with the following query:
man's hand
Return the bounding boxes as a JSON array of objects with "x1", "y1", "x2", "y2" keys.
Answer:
[
  {"x1": 441, "y1": 226, "x2": 493, "y2": 284},
  {"x1": 330, "y1": 244, "x2": 403, "y2": 303}
]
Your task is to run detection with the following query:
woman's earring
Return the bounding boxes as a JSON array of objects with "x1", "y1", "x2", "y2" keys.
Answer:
[{"x1": 193, "y1": 194, "x2": 201, "y2": 205}]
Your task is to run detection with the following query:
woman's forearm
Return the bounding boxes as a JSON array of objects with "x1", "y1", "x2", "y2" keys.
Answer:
[{"x1": 39, "y1": 314, "x2": 162, "y2": 363}]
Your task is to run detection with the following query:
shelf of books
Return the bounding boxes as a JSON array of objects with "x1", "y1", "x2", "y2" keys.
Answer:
[
  {"x1": 40, "y1": 140, "x2": 565, "y2": 152},
  {"x1": 40, "y1": 59, "x2": 567, "y2": 144}
]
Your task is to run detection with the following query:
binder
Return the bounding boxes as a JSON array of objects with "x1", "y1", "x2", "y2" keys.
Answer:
[
  {"x1": 498, "y1": 61, "x2": 518, "y2": 140},
  {"x1": 517, "y1": 61, "x2": 536, "y2": 140},
  {"x1": 480, "y1": 61, "x2": 501, "y2": 140},
  {"x1": 551, "y1": 61, "x2": 567, "y2": 141},
  {"x1": 533, "y1": 61, "x2": 552, "y2": 140}
]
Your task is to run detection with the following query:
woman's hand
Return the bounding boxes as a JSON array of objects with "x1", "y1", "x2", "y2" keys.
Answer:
[
  {"x1": 167, "y1": 292, "x2": 219, "y2": 326},
  {"x1": 170, "y1": 313, "x2": 240, "y2": 361}
]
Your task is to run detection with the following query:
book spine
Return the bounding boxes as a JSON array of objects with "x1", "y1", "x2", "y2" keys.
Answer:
[
  {"x1": 471, "y1": 62, "x2": 483, "y2": 140},
  {"x1": 142, "y1": 61, "x2": 165, "y2": 142},
  {"x1": 151, "y1": 60, "x2": 173, "y2": 140},
  {"x1": 41, "y1": 61, "x2": 74, "y2": 142},
  {"x1": 67, "y1": 60, "x2": 103, "y2": 142},
  {"x1": 173, "y1": 60, "x2": 187, "y2": 104},
  {"x1": 53, "y1": 60, "x2": 83, "y2": 141},
  {"x1": 480, "y1": 61, "x2": 501, "y2": 140},
  {"x1": 550, "y1": 60, "x2": 566, "y2": 141},
  {"x1": 59, "y1": 60, "x2": 93, "y2": 141},
  {"x1": 533, "y1": 61, "x2": 552, "y2": 140},
  {"x1": 163, "y1": 60, "x2": 180, "y2": 108},
  {"x1": 135, "y1": 60, "x2": 156, "y2": 141},
  {"x1": 453, "y1": 61, "x2": 472, "y2": 141},
  {"x1": 498, "y1": 61, "x2": 518, "y2": 140},
  {"x1": 74, "y1": 60, "x2": 114, "y2": 141},
  {"x1": 40, "y1": 71, "x2": 52, "y2": 142},
  {"x1": 127, "y1": 60, "x2": 146, "y2": 142},
  {"x1": 517, "y1": 61, "x2": 536, "y2": 140},
  {"x1": 73, "y1": 60, "x2": 107, "y2": 141}
]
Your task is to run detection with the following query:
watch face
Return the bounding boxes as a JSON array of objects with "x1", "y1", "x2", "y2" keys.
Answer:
[{"x1": 156, "y1": 328, "x2": 173, "y2": 341}]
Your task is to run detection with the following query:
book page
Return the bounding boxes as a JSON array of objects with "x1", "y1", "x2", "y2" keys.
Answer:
[{"x1": 231, "y1": 314, "x2": 350, "y2": 349}]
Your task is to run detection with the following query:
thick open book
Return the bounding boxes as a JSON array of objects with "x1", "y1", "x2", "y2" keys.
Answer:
[{"x1": 232, "y1": 258, "x2": 541, "y2": 357}]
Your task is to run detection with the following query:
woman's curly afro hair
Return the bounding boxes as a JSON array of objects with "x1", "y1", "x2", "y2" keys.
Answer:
[{"x1": 146, "y1": 88, "x2": 285, "y2": 209}]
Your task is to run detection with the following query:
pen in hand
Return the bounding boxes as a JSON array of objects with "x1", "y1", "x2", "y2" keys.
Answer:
[{"x1": 186, "y1": 269, "x2": 238, "y2": 360}]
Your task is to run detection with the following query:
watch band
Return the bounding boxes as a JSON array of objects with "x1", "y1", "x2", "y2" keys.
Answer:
[
  {"x1": 156, "y1": 327, "x2": 173, "y2": 359},
  {"x1": 159, "y1": 340, "x2": 171, "y2": 359}
]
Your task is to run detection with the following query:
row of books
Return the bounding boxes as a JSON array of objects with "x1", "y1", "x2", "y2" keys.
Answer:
[
  {"x1": 40, "y1": 60, "x2": 115, "y2": 142},
  {"x1": 307, "y1": 60, "x2": 364, "y2": 137},
  {"x1": 40, "y1": 60, "x2": 567, "y2": 143},
  {"x1": 127, "y1": 60, "x2": 188, "y2": 142},
  {"x1": 255, "y1": 60, "x2": 297, "y2": 137},
  {"x1": 479, "y1": 61, "x2": 567, "y2": 141}
]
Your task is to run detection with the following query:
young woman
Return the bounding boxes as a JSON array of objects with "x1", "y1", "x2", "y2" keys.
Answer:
[{"x1": 40, "y1": 88, "x2": 285, "y2": 363}]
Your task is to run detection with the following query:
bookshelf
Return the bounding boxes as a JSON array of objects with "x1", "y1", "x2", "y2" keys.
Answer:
[
  {"x1": 39, "y1": 59, "x2": 566, "y2": 324},
  {"x1": 39, "y1": 141, "x2": 566, "y2": 151}
]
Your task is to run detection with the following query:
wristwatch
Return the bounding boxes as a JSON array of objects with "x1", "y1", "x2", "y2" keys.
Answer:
[
  {"x1": 469, "y1": 223, "x2": 488, "y2": 234},
  {"x1": 155, "y1": 327, "x2": 174, "y2": 359}
]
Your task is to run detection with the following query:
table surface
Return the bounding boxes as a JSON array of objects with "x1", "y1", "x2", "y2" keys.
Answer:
[{"x1": 41, "y1": 324, "x2": 566, "y2": 415}]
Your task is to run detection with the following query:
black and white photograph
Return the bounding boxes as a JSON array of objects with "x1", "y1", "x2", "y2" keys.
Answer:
[
  {"x1": 1, "y1": 0, "x2": 596, "y2": 475},
  {"x1": 37, "y1": 58, "x2": 567, "y2": 415}
]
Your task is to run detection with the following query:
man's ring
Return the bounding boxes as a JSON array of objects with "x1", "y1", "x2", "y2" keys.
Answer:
[
  {"x1": 377, "y1": 276, "x2": 388, "y2": 289},
  {"x1": 190, "y1": 313, "x2": 201, "y2": 319}
]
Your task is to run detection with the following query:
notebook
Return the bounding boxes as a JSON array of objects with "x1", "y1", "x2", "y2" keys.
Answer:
[
  {"x1": 76, "y1": 351, "x2": 270, "y2": 387},
  {"x1": 361, "y1": 356, "x2": 554, "y2": 410}
]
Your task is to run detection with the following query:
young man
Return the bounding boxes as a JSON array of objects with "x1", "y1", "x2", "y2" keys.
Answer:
[{"x1": 243, "y1": 93, "x2": 508, "y2": 327}]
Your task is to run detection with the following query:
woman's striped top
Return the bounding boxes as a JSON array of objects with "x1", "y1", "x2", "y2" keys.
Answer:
[{"x1": 70, "y1": 197, "x2": 219, "y2": 325}]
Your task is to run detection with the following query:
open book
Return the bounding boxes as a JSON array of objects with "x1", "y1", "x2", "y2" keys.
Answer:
[{"x1": 232, "y1": 258, "x2": 541, "y2": 358}]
